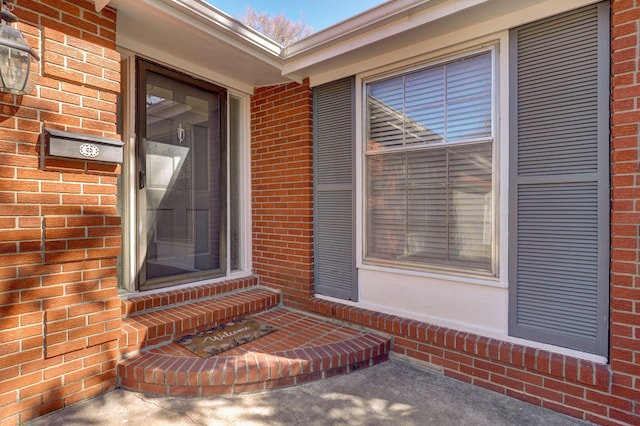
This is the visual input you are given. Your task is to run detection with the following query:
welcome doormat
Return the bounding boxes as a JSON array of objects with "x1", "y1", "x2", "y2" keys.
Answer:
[{"x1": 174, "y1": 318, "x2": 277, "y2": 358}]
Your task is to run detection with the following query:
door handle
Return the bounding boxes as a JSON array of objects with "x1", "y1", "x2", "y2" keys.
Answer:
[{"x1": 139, "y1": 170, "x2": 146, "y2": 189}]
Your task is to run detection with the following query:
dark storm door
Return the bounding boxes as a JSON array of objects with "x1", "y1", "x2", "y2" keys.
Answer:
[{"x1": 136, "y1": 59, "x2": 227, "y2": 291}]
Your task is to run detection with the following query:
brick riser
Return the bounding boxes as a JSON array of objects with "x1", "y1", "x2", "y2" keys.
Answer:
[
  {"x1": 119, "y1": 287, "x2": 280, "y2": 357},
  {"x1": 118, "y1": 337, "x2": 390, "y2": 396},
  {"x1": 121, "y1": 276, "x2": 260, "y2": 317}
]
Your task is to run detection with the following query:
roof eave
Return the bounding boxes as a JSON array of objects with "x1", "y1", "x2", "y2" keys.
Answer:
[
  {"x1": 102, "y1": 0, "x2": 296, "y2": 89},
  {"x1": 170, "y1": 0, "x2": 284, "y2": 57},
  {"x1": 281, "y1": 0, "x2": 489, "y2": 79}
]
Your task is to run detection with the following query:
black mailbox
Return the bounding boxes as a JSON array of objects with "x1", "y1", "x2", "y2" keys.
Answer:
[{"x1": 43, "y1": 128, "x2": 124, "y2": 164}]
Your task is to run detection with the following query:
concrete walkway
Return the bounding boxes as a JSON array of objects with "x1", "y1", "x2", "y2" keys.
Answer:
[{"x1": 28, "y1": 358, "x2": 588, "y2": 426}]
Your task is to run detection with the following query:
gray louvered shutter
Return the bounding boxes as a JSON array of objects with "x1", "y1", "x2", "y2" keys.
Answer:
[
  {"x1": 509, "y1": 3, "x2": 609, "y2": 356},
  {"x1": 314, "y1": 77, "x2": 357, "y2": 300}
]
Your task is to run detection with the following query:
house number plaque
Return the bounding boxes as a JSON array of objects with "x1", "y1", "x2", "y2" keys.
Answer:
[{"x1": 79, "y1": 143, "x2": 100, "y2": 158}]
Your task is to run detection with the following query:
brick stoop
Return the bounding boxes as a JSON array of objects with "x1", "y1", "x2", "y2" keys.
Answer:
[
  {"x1": 117, "y1": 278, "x2": 391, "y2": 396},
  {"x1": 119, "y1": 277, "x2": 279, "y2": 357}
]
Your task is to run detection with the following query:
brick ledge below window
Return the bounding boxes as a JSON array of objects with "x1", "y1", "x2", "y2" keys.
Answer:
[{"x1": 309, "y1": 298, "x2": 610, "y2": 390}]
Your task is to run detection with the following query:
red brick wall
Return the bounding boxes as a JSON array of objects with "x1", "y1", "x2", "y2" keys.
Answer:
[
  {"x1": 609, "y1": 0, "x2": 640, "y2": 425},
  {"x1": 254, "y1": 1, "x2": 640, "y2": 424},
  {"x1": 0, "y1": 0, "x2": 634, "y2": 424},
  {"x1": 0, "y1": 1, "x2": 121, "y2": 424},
  {"x1": 250, "y1": 80, "x2": 314, "y2": 310}
]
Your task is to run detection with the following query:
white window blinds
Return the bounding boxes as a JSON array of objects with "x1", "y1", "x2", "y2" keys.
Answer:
[{"x1": 365, "y1": 51, "x2": 494, "y2": 273}]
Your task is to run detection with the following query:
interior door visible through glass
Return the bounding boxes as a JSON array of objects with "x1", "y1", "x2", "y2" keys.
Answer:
[{"x1": 136, "y1": 59, "x2": 227, "y2": 290}]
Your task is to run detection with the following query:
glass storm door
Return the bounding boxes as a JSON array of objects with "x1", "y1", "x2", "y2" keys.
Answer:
[{"x1": 136, "y1": 59, "x2": 227, "y2": 290}]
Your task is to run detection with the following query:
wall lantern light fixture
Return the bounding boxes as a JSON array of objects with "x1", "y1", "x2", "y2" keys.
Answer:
[{"x1": 0, "y1": 0, "x2": 39, "y2": 95}]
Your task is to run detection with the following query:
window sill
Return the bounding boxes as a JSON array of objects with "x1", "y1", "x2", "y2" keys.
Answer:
[{"x1": 358, "y1": 261, "x2": 507, "y2": 289}]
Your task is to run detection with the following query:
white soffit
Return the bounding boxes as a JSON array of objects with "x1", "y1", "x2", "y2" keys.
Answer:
[
  {"x1": 107, "y1": 0, "x2": 297, "y2": 91},
  {"x1": 282, "y1": 0, "x2": 602, "y2": 84}
]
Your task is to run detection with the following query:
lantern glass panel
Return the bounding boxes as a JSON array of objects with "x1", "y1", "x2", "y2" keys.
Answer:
[
  {"x1": 0, "y1": 24, "x2": 37, "y2": 95},
  {"x1": 0, "y1": 46, "x2": 28, "y2": 92}
]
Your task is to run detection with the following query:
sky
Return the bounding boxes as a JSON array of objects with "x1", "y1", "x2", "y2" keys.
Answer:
[{"x1": 206, "y1": 0, "x2": 386, "y2": 33}]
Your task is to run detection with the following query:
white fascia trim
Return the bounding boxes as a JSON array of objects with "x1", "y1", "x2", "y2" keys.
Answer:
[
  {"x1": 94, "y1": 0, "x2": 111, "y2": 12},
  {"x1": 165, "y1": 0, "x2": 284, "y2": 61},
  {"x1": 282, "y1": 0, "x2": 489, "y2": 75},
  {"x1": 284, "y1": 0, "x2": 439, "y2": 57}
]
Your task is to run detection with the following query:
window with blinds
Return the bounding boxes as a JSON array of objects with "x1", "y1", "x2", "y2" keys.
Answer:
[{"x1": 365, "y1": 50, "x2": 495, "y2": 274}]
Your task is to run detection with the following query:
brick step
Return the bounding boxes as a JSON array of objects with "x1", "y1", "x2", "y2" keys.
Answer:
[
  {"x1": 118, "y1": 308, "x2": 391, "y2": 396},
  {"x1": 119, "y1": 283, "x2": 280, "y2": 356},
  {"x1": 121, "y1": 276, "x2": 260, "y2": 317}
]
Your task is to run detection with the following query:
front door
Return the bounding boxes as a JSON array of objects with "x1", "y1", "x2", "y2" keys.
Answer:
[{"x1": 136, "y1": 59, "x2": 227, "y2": 291}]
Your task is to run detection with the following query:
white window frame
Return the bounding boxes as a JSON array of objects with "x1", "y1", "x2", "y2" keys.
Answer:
[
  {"x1": 226, "y1": 91, "x2": 253, "y2": 277},
  {"x1": 356, "y1": 35, "x2": 509, "y2": 286}
]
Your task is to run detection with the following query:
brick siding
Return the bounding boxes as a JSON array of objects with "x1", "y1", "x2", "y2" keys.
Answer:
[
  {"x1": 251, "y1": 1, "x2": 640, "y2": 424},
  {"x1": 250, "y1": 80, "x2": 314, "y2": 310},
  {"x1": 608, "y1": 0, "x2": 640, "y2": 425},
  {"x1": 0, "y1": 0, "x2": 638, "y2": 425},
  {"x1": 0, "y1": 1, "x2": 121, "y2": 424}
]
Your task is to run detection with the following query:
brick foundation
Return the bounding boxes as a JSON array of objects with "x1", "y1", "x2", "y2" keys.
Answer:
[{"x1": 309, "y1": 299, "x2": 626, "y2": 424}]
